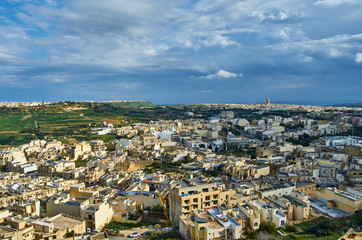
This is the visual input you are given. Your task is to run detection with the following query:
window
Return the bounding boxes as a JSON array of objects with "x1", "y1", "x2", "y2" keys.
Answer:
[{"x1": 281, "y1": 220, "x2": 285, "y2": 225}]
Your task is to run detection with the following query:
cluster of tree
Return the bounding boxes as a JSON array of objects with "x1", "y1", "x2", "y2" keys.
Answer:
[
  {"x1": 202, "y1": 164, "x2": 225, "y2": 177},
  {"x1": 148, "y1": 230, "x2": 182, "y2": 240},
  {"x1": 345, "y1": 126, "x2": 362, "y2": 137},
  {"x1": 280, "y1": 123, "x2": 305, "y2": 131},
  {"x1": 20, "y1": 128, "x2": 38, "y2": 134},
  {"x1": 305, "y1": 211, "x2": 361, "y2": 237},
  {"x1": 288, "y1": 133, "x2": 318, "y2": 147},
  {"x1": 221, "y1": 126, "x2": 240, "y2": 136},
  {"x1": 144, "y1": 161, "x2": 178, "y2": 173},
  {"x1": 0, "y1": 135, "x2": 15, "y2": 145},
  {"x1": 244, "y1": 221, "x2": 278, "y2": 239}
]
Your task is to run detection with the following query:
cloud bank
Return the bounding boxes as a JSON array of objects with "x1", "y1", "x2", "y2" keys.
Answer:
[{"x1": 0, "y1": 0, "x2": 361, "y2": 104}]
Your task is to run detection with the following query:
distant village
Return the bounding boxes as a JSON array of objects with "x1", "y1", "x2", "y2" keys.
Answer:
[{"x1": 0, "y1": 99, "x2": 361, "y2": 240}]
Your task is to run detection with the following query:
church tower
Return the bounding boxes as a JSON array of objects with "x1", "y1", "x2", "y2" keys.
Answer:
[{"x1": 264, "y1": 98, "x2": 271, "y2": 105}]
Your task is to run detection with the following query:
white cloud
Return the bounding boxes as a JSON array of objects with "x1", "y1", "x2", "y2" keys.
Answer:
[
  {"x1": 203, "y1": 34, "x2": 238, "y2": 47},
  {"x1": 251, "y1": 8, "x2": 302, "y2": 22},
  {"x1": 53, "y1": 78, "x2": 67, "y2": 83},
  {"x1": 205, "y1": 69, "x2": 243, "y2": 79},
  {"x1": 297, "y1": 54, "x2": 314, "y2": 62},
  {"x1": 270, "y1": 33, "x2": 362, "y2": 60},
  {"x1": 328, "y1": 48, "x2": 344, "y2": 57},
  {"x1": 356, "y1": 53, "x2": 362, "y2": 63},
  {"x1": 315, "y1": 0, "x2": 361, "y2": 6}
]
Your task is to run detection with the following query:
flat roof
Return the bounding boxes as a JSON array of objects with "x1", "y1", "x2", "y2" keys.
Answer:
[
  {"x1": 49, "y1": 215, "x2": 83, "y2": 231},
  {"x1": 296, "y1": 181, "x2": 315, "y2": 188}
]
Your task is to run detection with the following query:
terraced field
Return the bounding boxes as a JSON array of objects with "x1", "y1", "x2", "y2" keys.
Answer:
[{"x1": 0, "y1": 101, "x2": 183, "y2": 146}]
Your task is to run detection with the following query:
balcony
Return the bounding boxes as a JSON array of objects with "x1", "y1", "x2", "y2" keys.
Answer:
[{"x1": 183, "y1": 208, "x2": 192, "y2": 213}]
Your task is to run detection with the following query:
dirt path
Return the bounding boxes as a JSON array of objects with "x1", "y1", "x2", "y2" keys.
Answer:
[{"x1": 21, "y1": 114, "x2": 32, "y2": 120}]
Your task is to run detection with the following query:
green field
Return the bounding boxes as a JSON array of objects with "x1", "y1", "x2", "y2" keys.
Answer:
[{"x1": 0, "y1": 101, "x2": 189, "y2": 146}]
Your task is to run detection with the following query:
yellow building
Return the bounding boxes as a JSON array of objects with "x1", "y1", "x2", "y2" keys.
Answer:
[
  {"x1": 316, "y1": 188, "x2": 362, "y2": 214},
  {"x1": 295, "y1": 182, "x2": 316, "y2": 198},
  {"x1": 1, "y1": 217, "x2": 34, "y2": 240},
  {"x1": 169, "y1": 179, "x2": 234, "y2": 223},
  {"x1": 32, "y1": 214, "x2": 85, "y2": 240},
  {"x1": 69, "y1": 183, "x2": 99, "y2": 198},
  {"x1": 344, "y1": 145, "x2": 362, "y2": 158}
]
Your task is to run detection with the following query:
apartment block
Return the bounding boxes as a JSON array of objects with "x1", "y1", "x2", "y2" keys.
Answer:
[
  {"x1": 316, "y1": 188, "x2": 362, "y2": 214},
  {"x1": 179, "y1": 207, "x2": 242, "y2": 240},
  {"x1": 1, "y1": 217, "x2": 34, "y2": 240},
  {"x1": 32, "y1": 214, "x2": 85, "y2": 240},
  {"x1": 169, "y1": 178, "x2": 234, "y2": 223},
  {"x1": 295, "y1": 181, "x2": 316, "y2": 198},
  {"x1": 257, "y1": 182, "x2": 296, "y2": 199}
]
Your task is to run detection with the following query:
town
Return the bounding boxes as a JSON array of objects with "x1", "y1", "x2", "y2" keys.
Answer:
[{"x1": 0, "y1": 99, "x2": 361, "y2": 240}]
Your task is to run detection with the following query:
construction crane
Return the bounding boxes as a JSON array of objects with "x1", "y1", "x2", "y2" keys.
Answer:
[{"x1": 155, "y1": 190, "x2": 170, "y2": 225}]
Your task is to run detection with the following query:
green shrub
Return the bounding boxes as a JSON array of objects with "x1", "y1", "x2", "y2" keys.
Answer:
[
  {"x1": 285, "y1": 225, "x2": 298, "y2": 233},
  {"x1": 259, "y1": 221, "x2": 277, "y2": 234}
]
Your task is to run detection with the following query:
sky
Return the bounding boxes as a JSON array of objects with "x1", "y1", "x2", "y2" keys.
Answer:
[{"x1": 0, "y1": 0, "x2": 361, "y2": 105}]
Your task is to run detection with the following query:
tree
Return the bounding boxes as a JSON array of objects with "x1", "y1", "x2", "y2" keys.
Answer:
[
  {"x1": 259, "y1": 221, "x2": 277, "y2": 234},
  {"x1": 182, "y1": 154, "x2": 193, "y2": 163},
  {"x1": 255, "y1": 231, "x2": 275, "y2": 240}
]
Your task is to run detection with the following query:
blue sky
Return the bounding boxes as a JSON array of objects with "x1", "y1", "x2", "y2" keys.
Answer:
[{"x1": 0, "y1": 0, "x2": 361, "y2": 105}]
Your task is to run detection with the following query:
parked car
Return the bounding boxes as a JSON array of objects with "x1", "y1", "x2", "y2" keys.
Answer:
[
  {"x1": 141, "y1": 231, "x2": 151, "y2": 236},
  {"x1": 129, "y1": 232, "x2": 140, "y2": 238}
]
